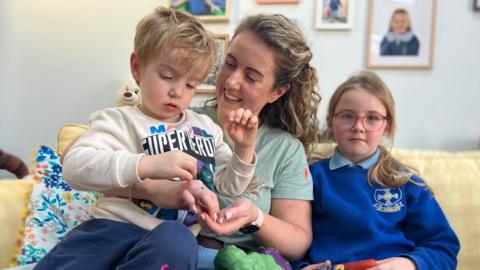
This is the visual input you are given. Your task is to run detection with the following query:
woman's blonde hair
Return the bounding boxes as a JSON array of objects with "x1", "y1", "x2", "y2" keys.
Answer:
[
  {"x1": 327, "y1": 70, "x2": 421, "y2": 188},
  {"x1": 232, "y1": 14, "x2": 321, "y2": 157},
  {"x1": 134, "y1": 7, "x2": 217, "y2": 79}
]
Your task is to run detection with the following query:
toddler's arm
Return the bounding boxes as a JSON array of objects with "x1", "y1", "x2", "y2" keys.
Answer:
[
  {"x1": 214, "y1": 108, "x2": 258, "y2": 196},
  {"x1": 63, "y1": 108, "x2": 196, "y2": 192}
]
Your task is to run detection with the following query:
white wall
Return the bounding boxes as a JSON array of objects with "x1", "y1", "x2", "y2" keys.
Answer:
[{"x1": 1, "y1": 0, "x2": 479, "y2": 178}]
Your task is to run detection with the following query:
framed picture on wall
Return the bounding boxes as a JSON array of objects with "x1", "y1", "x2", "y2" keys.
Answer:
[
  {"x1": 256, "y1": 0, "x2": 300, "y2": 3},
  {"x1": 475, "y1": 0, "x2": 480, "y2": 11},
  {"x1": 366, "y1": 0, "x2": 437, "y2": 69},
  {"x1": 197, "y1": 34, "x2": 229, "y2": 94},
  {"x1": 315, "y1": 0, "x2": 355, "y2": 30},
  {"x1": 171, "y1": 0, "x2": 231, "y2": 22}
]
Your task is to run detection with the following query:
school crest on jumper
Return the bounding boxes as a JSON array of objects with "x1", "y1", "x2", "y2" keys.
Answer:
[{"x1": 373, "y1": 188, "x2": 404, "y2": 213}]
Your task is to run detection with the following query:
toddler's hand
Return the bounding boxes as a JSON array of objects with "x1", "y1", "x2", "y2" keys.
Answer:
[
  {"x1": 182, "y1": 180, "x2": 219, "y2": 221},
  {"x1": 225, "y1": 108, "x2": 258, "y2": 149},
  {"x1": 138, "y1": 150, "x2": 197, "y2": 181},
  {"x1": 225, "y1": 108, "x2": 258, "y2": 164}
]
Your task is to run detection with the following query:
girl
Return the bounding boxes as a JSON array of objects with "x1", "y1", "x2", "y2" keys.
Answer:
[
  {"x1": 297, "y1": 71, "x2": 459, "y2": 270},
  {"x1": 380, "y1": 8, "x2": 420, "y2": 56}
]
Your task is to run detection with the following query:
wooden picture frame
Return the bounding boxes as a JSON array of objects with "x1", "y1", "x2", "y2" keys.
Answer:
[
  {"x1": 171, "y1": 0, "x2": 231, "y2": 22},
  {"x1": 366, "y1": 0, "x2": 437, "y2": 69},
  {"x1": 256, "y1": 0, "x2": 300, "y2": 3},
  {"x1": 197, "y1": 34, "x2": 229, "y2": 94},
  {"x1": 315, "y1": 0, "x2": 355, "y2": 30}
]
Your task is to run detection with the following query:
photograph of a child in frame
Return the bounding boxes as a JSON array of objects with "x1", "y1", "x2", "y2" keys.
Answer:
[
  {"x1": 321, "y1": 0, "x2": 349, "y2": 23},
  {"x1": 366, "y1": 0, "x2": 436, "y2": 68},
  {"x1": 380, "y1": 8, "x2": 420, "y2": 56}
]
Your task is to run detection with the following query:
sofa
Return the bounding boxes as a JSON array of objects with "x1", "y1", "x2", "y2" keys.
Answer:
[{"x1": 1, "y1": 140, "x2": 479, "y2": 269}]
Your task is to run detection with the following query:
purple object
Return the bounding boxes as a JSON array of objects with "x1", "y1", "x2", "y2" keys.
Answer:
[
  {"x1": 256, "y1": 246, "x2": 293, "y2": 270},
  {"x1": 183, "y1": 211, "x2": 198, "y2": 226}
]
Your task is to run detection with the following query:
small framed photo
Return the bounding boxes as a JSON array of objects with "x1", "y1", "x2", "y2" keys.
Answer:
[
  {"x1": 197, "y1": 34, "x2": 229, "y2": 94},
  {"x1": 366, "y1": 0, "x2": 437, "y2": 69},
  {"x1": 315, "y1": 0, "x2": 355, "y2": 30},
  {"x1": 475, "y1": 0, "x2": 480, "y2": 11},
  {"x1": 171, "y1": 0, "x2": 231, "y2": 22},
  {"x1": 256, "y1": 0, "x2": 300, "y2": 3}
]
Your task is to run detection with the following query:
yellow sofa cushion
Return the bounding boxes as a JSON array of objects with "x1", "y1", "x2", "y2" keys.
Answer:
[
  {"x1": 56, "y1": 124, "x2": 88, "y2": 155},
  {"x1": 392, "y1": 149, "x2": 480, "y2": 270},
  {"x1": 0, "y1": 179, "x2": 34, "y2": 268}
]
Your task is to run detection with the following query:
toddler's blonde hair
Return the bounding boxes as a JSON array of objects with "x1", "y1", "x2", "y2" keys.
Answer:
[{"x1": 134, "y1": 7, "x2": 217, "y2": 79}]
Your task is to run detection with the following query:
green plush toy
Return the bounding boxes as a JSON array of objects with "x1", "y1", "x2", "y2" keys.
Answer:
[{"x1": 214, "y1": 245, "x2": 282, "y2": 270}]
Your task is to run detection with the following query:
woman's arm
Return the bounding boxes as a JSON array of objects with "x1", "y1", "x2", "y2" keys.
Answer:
[{"x1": 254, "y1": 199, "x2": 312, "y2": 260}]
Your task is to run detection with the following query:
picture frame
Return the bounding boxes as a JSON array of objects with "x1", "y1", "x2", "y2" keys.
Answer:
[
  {"x1": 366, "y1": 0, "x2": 437, "y2": 69},
  {"x1": 475, "y1": 0, "x2": 480, "y2": 11},
  {"x1": 197, "y1": 34, "x2": 229, "y2": 94},
  {"x1": 315, "y1": 0, "x2": 355, "y2": 30},
  {"x1": 256, "y1": 0, "x2": 300, "y2": 3},
  {"x1": 170, "y1": 0, "x2": 231, "y2": 22}
]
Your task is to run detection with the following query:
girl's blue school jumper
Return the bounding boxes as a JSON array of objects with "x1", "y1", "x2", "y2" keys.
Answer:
[{"x1": 295, "y1": 148, "x2": 459, "y2": 270}]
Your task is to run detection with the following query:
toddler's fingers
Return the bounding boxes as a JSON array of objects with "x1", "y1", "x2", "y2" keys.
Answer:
[
  {"x1": 176, "y1": 168, "x2": 195, "y2": 181},
  {"x1": 229, "y1": 108, "x2": 246, "y2": 123},
  {"x1": 180, "y1": 189, "x2": 196, "y2": 213},
  {"x1": 239, "y1": 108, "x2": 253, "y2": 125},
  {"x1": 228, "y1": 109, "x2": 237, "y2": 122},
  {"x1": 246, "y1": 115, "x2": 259, "y2": 129}
]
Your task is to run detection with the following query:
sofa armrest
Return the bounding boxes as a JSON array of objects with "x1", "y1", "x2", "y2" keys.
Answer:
[{"x1": 0, "y1": 180, "x2": 34, "y2": 268}]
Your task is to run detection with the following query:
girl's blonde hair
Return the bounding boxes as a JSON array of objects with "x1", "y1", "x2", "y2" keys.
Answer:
[
  {"x1": 388, "y1": 8, "x2": 413, "y2": 32},
  {"x1": 232, "y1": 14, "x2": 321, "y2": 156},
  {"x1": 327, "y1": 70, "x2": 421, "y2": 188},
  {"x1": 134, "y1": 7, "x2": 217, "y2": 79}
]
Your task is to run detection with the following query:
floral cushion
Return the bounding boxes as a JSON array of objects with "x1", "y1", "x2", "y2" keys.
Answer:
[{"x1": 15, "y1": 146, "x2": 97, "y2": 265}]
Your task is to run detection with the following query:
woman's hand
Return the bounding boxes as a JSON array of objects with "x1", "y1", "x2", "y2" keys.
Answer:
[
  {"x1": 367, "y1": 257, "x2": 416, "y2": 270},
  {"x1": 300, "y1": 260, "x2": 331, "y2": 270},
  {"x1": 197, "y1": 198, "x2": 257, "y2": 235}
]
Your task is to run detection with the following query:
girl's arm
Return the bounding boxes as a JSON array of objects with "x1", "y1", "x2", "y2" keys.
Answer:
[{"x1": 399, "y1": 177, "x2": 460, "y2": 269}]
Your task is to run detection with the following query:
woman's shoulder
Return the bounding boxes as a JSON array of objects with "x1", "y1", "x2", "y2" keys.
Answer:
[
  {"x1": 260, "y1": 125, "x2": 298, "y2": 140},
  {"x1": 259, "y1": 125, "x2": 304, "y2": 149}
]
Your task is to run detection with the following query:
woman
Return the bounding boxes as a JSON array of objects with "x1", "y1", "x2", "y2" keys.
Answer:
[
  {"x1": 193, "y1": 13, "x2": 321, "y2": 268},
  {"x1": 107, "y1": 13, "x2": 320, "y2": 269}
]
